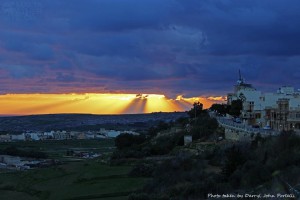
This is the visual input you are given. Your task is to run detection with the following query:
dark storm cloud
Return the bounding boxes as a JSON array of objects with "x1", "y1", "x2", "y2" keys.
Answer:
[
  {"x1": 1, "y1": 0, "x2": 300, "y2": 96},
  {"x1": 67, "y1": 0, "x2": 175, "y2": 32}
]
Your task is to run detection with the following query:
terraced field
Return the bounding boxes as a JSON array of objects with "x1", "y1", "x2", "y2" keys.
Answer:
[{"x1": 0, "y1": 140, "x2": 148, "y2": 200}]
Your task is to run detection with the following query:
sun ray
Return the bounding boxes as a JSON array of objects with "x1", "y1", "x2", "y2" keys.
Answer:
[
  {"x1": 0, "y1": 93, "x2": 224, "y2": 115},
  {"x1": 121, "y1": 97, "x2": 148, "y2": 114}
]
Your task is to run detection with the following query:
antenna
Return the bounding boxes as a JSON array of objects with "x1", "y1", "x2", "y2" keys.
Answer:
[{"x1": 237, "y1": 69, "x2": 244, "y2": 84}]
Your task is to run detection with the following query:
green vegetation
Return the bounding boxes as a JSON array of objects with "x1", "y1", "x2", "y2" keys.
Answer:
[
  {"x1": 0, "y1": 139, "x2": 115, "y2": 159},
  {"x1": 111, "y1": 105, "x2": 219, "y2": 161},
  {"x1": 0, "y1": 146, "x2": 48, "y2": 159},
  {"x1": 229, "y1": 99, "x2": 243, "y2": 116},
  {"x1": 189, "y1": 112, "x2": 218, "y2": 140},
  {"x1": 126, "y1": 133, "x2": 300, "y2": 199},
  {"x1": 210, "y1": 104, "x2": 230, "y2": 115},
  {"x1": 111, "y1": 128, "x2": 184, "y2": 160},
  {"x1": 187, "y1": 101, "x2": 204, "y2": 118},
  {"x1": 109, "y1": 105, "x2": 300, "y2": 199},
  {"x1": 115, "y1": 134, "x2": 147, "y2": 150},
  {"x1": 0, "y1": 139, "x2": 148, "y2": 200},
  {"x1": 211, "y1": 100, "x2": 243, "y2": 117},
  {"x1": 0, "y1": 160, "x2": 148, "y2": 200}
]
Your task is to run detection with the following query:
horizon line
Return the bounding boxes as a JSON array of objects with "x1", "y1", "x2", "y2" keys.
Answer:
[{"x1": 0, "y1": 111, "x2": 188, "y2": 117}]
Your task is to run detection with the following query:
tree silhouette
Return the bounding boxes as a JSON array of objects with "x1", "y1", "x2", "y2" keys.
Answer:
[
  {"x1": 229, "y1": 99, "x2": 243, "y2": 117},
  {"x1": 188, "y1": 102, "x2": 204, "y2": 118}
]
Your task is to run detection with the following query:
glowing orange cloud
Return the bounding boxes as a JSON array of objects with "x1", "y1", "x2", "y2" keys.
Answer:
[
  {"x1": 0, "y1": 93, "x2": 225, "y2": 116},
  {"x1": 207, "y1": 96, "x2": 226, "y2": 101}
]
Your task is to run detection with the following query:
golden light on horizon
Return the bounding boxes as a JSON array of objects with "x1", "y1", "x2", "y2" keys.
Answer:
[{"x1": 0, "y1": 93, "x2": 224, "y2": 116}]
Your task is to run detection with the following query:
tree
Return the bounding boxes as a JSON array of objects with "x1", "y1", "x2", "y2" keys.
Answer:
[
  {"x1": 229, "y1": 100, "x2": 243, "y2": 117},
  {"x1": 210, "y1": 104, "x2": 230, "y2": 115},
  {"x1": 157, "y1": 121, "x2": 170, "y2": 131},
  {"x1": 190, "y1": 115, "x2": 218, "y2": 140},
  {"x1": 175, "y1": 117, "x2": 189, "y2": 127},
  {"x1": 115, "y1": 133, "x2": 146, "y2": 150},
  {"x1": 188, "y1": 102, "x2": 204, "y2": 118},
  {"x1": 1, "y1": 146, "x2": 48, "y2": 159},
  {"x1": 222, "y1": 145, "x2": 247, "y2": 179},
  {"x1": 147, "y1": 121, "x2": 170, "y2": 137}
]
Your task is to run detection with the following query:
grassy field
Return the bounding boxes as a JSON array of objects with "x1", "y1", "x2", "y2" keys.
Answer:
[
  {"x1": 0, "y1": 161, "x2": 148, "y2": 200},
  {"x1": 0, "y1": 140, "x2": 148, "y2": 200},
  {"x1": 0, "y1": 139, "x2": 116, "y2": 159}
]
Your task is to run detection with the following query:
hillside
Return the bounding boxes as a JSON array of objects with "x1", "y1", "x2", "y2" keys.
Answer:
[
  {"x1": 0, "y1": 112, "x2": 187, "y2": 132},
  {"x1": 110, "y1": 111, "x2": 300, "y2": 199}
]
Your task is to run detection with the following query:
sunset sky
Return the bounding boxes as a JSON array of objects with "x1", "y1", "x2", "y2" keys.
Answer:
[
  {"x1": 0, "y1": 93, "x2": 224, "y2": 115},
  {"x1": 0, "y1": 0, "x2": 300, "y2": 115}
]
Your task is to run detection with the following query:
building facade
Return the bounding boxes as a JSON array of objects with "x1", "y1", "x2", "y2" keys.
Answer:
[{"x1": 227, "y1": 72, "x2": 300, "y2": 132}]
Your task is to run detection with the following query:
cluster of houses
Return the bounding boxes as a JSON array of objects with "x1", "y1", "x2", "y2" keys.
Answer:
[
  {"x1": 0, "y1": 128, "x2": 140, "y2": 142},
  {"x1": 227, "y1": 71, "x2": 300, "y2": 132}
]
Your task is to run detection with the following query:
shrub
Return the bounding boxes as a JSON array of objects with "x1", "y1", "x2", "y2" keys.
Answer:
[
  {"x1": 115, "y1": 134, "x2": 146, "y2": 150},
  {"x1": 129, "y1": 162, "x2": 156, "y2": 177},
  {"x1": 128, "y1": 193, "x2": 150, "y2": 200},
  {"x1": 222, "y1": 145, "x2": 248, "y2": 179},
  {"x1": 1, "y1": 146, "x2": 47, "y2": 159}
]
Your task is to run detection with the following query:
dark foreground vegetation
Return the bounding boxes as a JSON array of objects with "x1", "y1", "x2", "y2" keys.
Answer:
[
  {"x1": 127, "y1": 133, "x2": 300, "y2": 199},
  {"x1": 110, "y1": 103, "x2": 300, "y2": 199},
  {"x1": 0, "y1": 160, "x2": 148, "y2": 200}
]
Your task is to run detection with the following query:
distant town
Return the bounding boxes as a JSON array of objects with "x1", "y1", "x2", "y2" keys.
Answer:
[
  {"x1": 0, "y1": 112, "x2": 187, "y2": 142},
  {"x1": 0, "y1": 128, "x2": 139, "y2": 142}
]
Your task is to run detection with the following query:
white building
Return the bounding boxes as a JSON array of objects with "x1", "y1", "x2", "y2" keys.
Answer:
[
  {"x1": 121, "y1": 130, "x2": 140, "y2": 135},
  {"x1": 99, "y1": 128, "x2": 140, "y2": 138},
  {"x1": 43, "y1": 131, "x2": 55, "y2": 139},
  {"x1": 85, "y1": 133, "x2": 95, "y2": 139},
  {"x1": 99, "y1": 128, "x2": 121, "y2": 138},
  {"x1": 26, "y1": 132, "x2": 41, "y2": 141},
  {"x1": 0, "y1": 134, "x2": 11, "y2": 142},
  {"x1": 227, "y1": 72, "x2": 300, "y2": 131},
  {"x1": 0, "y1": 155, "x2": 22, "y2": 166},
  {"x1": 11, "y1": 133, "x2": 26, "y2": 141},
  {"x1": 54, "y1": 131, "x2": 70, "y2": 140},
  {"x1": 106, "y1": 130, "x2": 121, "y2": 138}
]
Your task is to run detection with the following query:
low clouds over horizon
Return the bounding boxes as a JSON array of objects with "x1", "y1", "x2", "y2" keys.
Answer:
[{"x1": 1, "y1": 0, "x2": 300, "y2": 97}]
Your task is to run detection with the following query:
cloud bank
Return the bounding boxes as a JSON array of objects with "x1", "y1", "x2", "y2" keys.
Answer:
[{"x1": 0, "y1": 0, "x2": 300, "y2": 97}]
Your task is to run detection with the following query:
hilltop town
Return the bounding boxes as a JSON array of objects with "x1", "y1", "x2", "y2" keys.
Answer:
[
  {"x1": 210, "y1": 72, "x2": 300, "y2": 141},
  {"x1": 227, "y1": 71, "x2": 300, "y2": 132}
]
